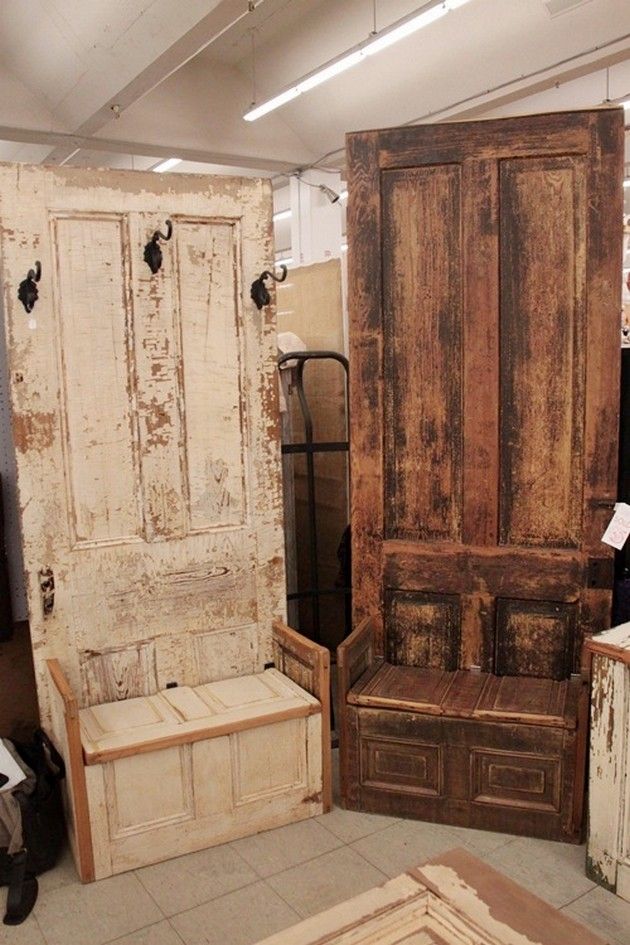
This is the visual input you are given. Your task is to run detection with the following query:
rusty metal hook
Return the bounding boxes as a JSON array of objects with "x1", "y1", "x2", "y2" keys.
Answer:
[
  {"x1": 18, "y1": 260, "x2": 42, "y2": 313},
  {"x1": 250, "y1": 264, "x2": 288, "y2": 309},
  {"x1": 144, "y1": 219, "x2": 173, "y2": 274}
]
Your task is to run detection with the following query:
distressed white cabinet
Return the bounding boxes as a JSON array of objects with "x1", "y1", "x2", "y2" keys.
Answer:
[
  {"x1": 0, "y1": 163, "x2": 330, "y2": 881},
  {"x1": 585, "y1": 624, "x2": 630, "y2": 900}
]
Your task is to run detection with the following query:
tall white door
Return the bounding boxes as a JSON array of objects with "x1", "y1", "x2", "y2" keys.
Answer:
[{"x1": 0, "y1": 164, "x2": 285, "y2": 725}]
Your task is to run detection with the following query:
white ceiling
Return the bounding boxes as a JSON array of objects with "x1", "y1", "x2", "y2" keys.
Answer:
[{"x1": 0, "y1": 0, "x2": 629, "y2": 177}]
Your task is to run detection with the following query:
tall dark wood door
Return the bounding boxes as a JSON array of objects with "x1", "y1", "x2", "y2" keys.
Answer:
[{"x1": 348, "y1": 109, "x2": 623, "y2": 678}]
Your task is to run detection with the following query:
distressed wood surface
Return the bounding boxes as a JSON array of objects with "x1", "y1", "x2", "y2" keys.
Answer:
[
  {"x1": 254, "y1": 848, "x2": 605, "y2": 945},
  {"x1": 587, "y1": 651, "x2": 630, "y2": 894},
  {"x1": 0, "y1": 163, "x2": 286, "y2": 726},
  {"x1": 344, "y1": 108, "x2": 623, "y2": 838},
  {"x1": 273, "y1": 618, "x2": 332, "y2": 810}
]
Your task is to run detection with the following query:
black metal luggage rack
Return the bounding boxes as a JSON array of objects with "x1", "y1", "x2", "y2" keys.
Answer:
[{"x1": 277, "y1": 350, "x2": 350, "y2": 646}]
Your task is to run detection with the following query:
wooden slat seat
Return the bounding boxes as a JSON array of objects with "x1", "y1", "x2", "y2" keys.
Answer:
[
  {"x1": 348, "y1": 662, "x2": 580, "y2": 729},
  {"x1": 80, "y1": 669, "x2": 320, "y2": 765}
]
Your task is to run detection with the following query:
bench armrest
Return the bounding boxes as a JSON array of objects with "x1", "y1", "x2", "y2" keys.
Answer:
[
  {"x1": 337, "y1": 616, "x2": 378, "y2": 699},
  {"x1": 272, "y1": 620, "x2": 332, "y2": 811}
]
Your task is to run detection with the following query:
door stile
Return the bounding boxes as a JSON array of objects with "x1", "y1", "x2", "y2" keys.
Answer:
[
  {"x1": 348, "y1": 131, "x2": 385, "y2": 648},
  {"x1": 580, "y1": 111, "x2": 624, "y2": 661}
]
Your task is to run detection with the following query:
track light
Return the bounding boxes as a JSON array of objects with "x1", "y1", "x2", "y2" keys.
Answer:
[
  {"x1": 244, "y1": 0, "x2": 473, "y2": 121},
  {"x1": 319, "y1": 185, "x2": 341, "y2": 204}
]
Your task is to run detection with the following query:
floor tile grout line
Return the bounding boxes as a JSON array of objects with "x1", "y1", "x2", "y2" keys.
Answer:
[
  {"x1": 133, "y1": 867, "x2": 171, "y2": 919},
  {"x1": 315, "y1": 808, "x2": 397, "y2": 844},
  {"x1": 166, "y1": 875, "x2": 267, "y2": 922},
  {"x1": 260, "y1": 834, "x2": 389, "y2": 886},
  {"x1": 560, "y1": 884, "x2": 599, "y2": 908},
  {"x1": 100, "y1": 917, "x2": 182, "y2": 945},
  {"x1": 259, "y1": 874, "x2": 309, "y2": 922},
  {"x1": 232, "y1": 827, "x2": 347, "y2": 880}
]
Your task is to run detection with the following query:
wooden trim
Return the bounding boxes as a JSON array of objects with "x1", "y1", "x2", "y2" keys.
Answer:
[
  {"x1": 582, "y1": 638, "x2": 630, "y2": 667},
  {"x1": 337, "y1": 616, "x2": 378, "y2": 807},
  {"x1": 83, "y1": 700, "x2": 319, "y2": 765},
  {"x1": 272, "y1": 620, "x2": 332, "y2": 812},
  {"x1": 411, "y1": 847, "x2": 605, "y2": 945},
  {"x1": 47, "y1": 659, "x2": 95, "y2": 883}
]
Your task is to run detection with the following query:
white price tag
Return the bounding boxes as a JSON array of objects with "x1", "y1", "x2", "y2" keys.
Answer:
[{"x1": 602, "y1": 502, "x2": 630, "y2": 550}]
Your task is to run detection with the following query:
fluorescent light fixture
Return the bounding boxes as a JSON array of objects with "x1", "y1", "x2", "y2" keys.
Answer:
[
  {"x1": 244, "y1": 0, "x2": 472, "y2": 121},
  {"x1": 273, "y1": 209, "x2": 292, "y2": 222},
  {"x1": 244, "y1": 88, "x2": 300, "y2": 122},
  {"x1": 363, "y1": 3, "x2": 446, "y2": 56},
  {"x1": 624, "y1": 179, "x2": 630, "y2": 188},
  {"x1": 153, "y1": 157, "x2": 182, "y2": 173},
  {"x1": 297, "y1": 51, "x2": 364, "y2": 93}
]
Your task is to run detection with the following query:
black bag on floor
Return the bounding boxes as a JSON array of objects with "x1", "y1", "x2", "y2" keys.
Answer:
[{"x1": 0, "y1": 729, "x2": 66, "y2": 925}]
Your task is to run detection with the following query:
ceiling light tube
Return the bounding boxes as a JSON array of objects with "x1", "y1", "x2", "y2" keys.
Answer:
[
  {"x1": 244, "y1": 0, "x2": 472, "y2": 121},
  {"x1": 273, "y1": 209, "x2": 292, "y2": 222},
  {"x1": 153, "y1": 157, "x2": 182, "y2": 173}
]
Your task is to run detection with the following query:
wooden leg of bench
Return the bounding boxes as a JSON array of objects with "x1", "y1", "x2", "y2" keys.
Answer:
[
  {"x1": 47, "y1": 659, "x2": 95, "y2": 883},
  {"x1": 272, "y1": 620, "x2": 332, "y2": 812}
]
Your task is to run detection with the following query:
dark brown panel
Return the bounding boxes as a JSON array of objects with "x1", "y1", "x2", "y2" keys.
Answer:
[
  {"x1": 462, "y1": 160, "x2": 499, "y2": 546},
  {"x1": 495, "y1": 599, "x2": 577, "y2": 680},
  {"x1": 347, "y1": 131, "x2": 384, "y2": 639},
  {"x1": 471, "y1": 749, "x2": 561, "y2": 813},
  {"x1": 499, "y1": 156, "x2": 586, "y2": 548},
  {"x1": 385, "y1": 590, "x2": 460, "y2": 670},
  {"x1": 382, "y1": 165, "x2": 462, "y2": 542},
  {"x1": 361, "y1": 737, "x2": 442, "y2": 796},
  {"x1": 384, "y1": 541, "x2": 583, "y2": 600}
]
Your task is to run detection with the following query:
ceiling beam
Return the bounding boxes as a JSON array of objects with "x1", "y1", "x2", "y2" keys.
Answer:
[
  {"x1": 43, "y1": 0, "x2": 267, "y2": 166},
  {"x1": 0, "y1": 125, "x2": 294, "y2": 173}
]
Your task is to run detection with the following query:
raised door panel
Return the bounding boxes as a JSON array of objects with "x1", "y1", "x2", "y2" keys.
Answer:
[
  {"x1": 382, "y1": 166, "x2": 462, "y2": 544},
  {"x1": 499, "y1": 157, "x2": 586, "y2": 549}
]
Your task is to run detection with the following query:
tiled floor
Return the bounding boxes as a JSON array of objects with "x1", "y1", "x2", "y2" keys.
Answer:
[{"x1": 4, "y1": 751, "x2": 630, "y2": 945}]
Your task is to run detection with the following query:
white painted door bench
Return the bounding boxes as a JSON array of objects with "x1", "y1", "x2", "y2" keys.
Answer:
[
  {"x1": 0, "y1": 163, "x2": 331, "y2": 883},
  {"x1": 47, "y1": 620, "x2": 330, "y2": 882},
  {"x1": 584, "y1": 623, "x2": 630, "y2": 900}
]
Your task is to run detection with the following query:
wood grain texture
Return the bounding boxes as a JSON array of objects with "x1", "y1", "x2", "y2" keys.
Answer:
[
  {"x1": 385, "y1": 590, "x2": 460, "y2": 670},
  {"x1": 499, "y1": 156, "x2": 586, "y2": 548},
  {"x1": 382, "y1": 165, "x2": 462, "y2": 543},
  {"x1": 272, "y1": 619, "x2": 332, "y2": 811},
  {"x1": 254, "y1": 848, "x2": 606, "y2": 944},
  {"x1": 586, "y1": 651, "x2": 629, "y2": 892},
  {"x1": 347, "y1": 132, "x2": 384, "y2": 642}
]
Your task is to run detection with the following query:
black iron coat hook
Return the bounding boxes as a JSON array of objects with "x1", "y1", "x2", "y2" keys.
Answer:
[
  {"x1": 18, "y1": 261, "x2": 41, "y2": 314},
  {"x1": 250, "y1": 265, "x2": 288, "y2": 310},
  {"x1": 144, "y1": 219, "x2": 173, "y2": 274}
]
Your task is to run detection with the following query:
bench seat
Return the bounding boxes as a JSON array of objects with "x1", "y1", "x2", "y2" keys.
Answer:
[
  {"x1": 80, "y1": 669, "x2": 320, "y2": 764},
  {"x1": 348, "y1": 663, "x2": 580, "y2": 729}
]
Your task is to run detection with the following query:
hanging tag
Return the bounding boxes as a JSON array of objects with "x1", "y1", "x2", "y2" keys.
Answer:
[{"x1": 601, "y1": 502, "x2": 630, "y2": 550}]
